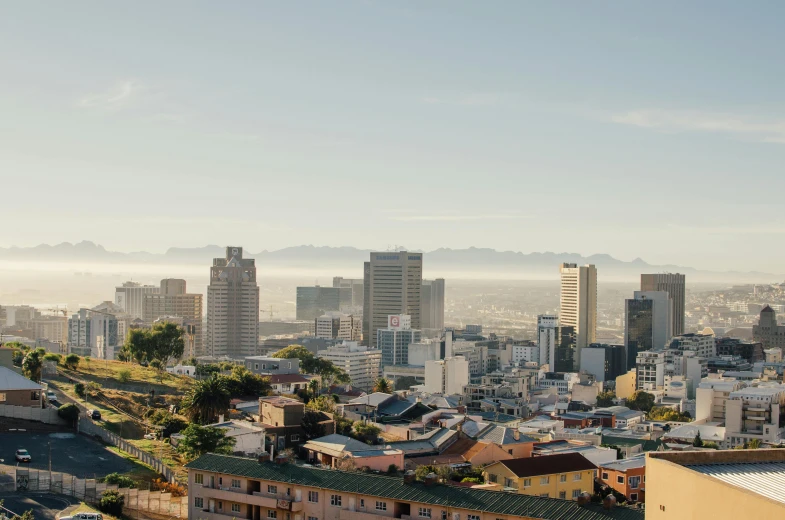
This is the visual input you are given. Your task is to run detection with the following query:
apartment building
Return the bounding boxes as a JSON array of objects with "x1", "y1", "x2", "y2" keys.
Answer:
[
  {"x1": 598, "y1": 455, "x2": 646, "y2": 504},
  {"x1": 245, "y1": 357, "x2": 300, "y2": 376},
  {"x1": 420, "y1": 278, "x2": 445, "y2": 331},
  {"x1": 317, "y1": 342, "x2": 381, "y2": 391},
  {"x1": 186, "y1": 453, "x2": 638, "y2": 520},
  {"x1": 724, "y1": 384, "x2": 785, "y2": 446},
  {"x1": 640, "y1": 273, "x2": 685, "y2": 336},
  {"x1": 635, "y1": 351, "x2": 665, "y2": 391},
  {"x1": 483, "y1": 453, "x2": 596, "y2": 499},
  {"x1": 666, "y1": 333, "x2": 716, "y2": 359},
  {"x1": 143, "y1": 278, "x2": 204, "y2": 354},
  {"x1": 16, "y1": 315, "x2": 68, "y2": 344},
  {"x1": 315, "y1": 313, "x2": 362, "y2": 342},
  {"x1": 423, "y1": 356, "x2": 469, "y2": 395},
  {"x1": 753, "y1": 305, "x2": 785, "y2": 349},
  {"x1": 115, "y1": 281, "x2": 159, "y2": 319}
]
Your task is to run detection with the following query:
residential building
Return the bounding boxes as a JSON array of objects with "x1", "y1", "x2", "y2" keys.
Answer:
[
  {"x1": 364, "y1": 251, "x2": 423, "y2": 348},
  {"x1": 666, "y1": 333, "x2": 716, "y2": 359},
  {"x1": 537, "y1": 315, "x2": 558, "y2": 367},
  {"x1": 67, "y1": 308, "x2": 119, "y2": 359},
  {"x1": 539, "y1": 372, "x2": 581, "y2": 396},
  {"x1": 407, "y1": 437, "x2": 513, "y2": 469},
  {"x1": 245, "y1": 356, "x2": 300, "y2": 376},
  {"x1": 205, "y1": 247, "x2": 260, "y2": 359},
  {"x1": 0, "y1": 366, "x2": 42, "y2": 407},
  {"x1": 257, "y1": 396, "x2": 333, "y2": 452},
  {"x1": 302, "y1": 434, "x2": 404, "y2": 471},
  {"x1": 318, "y1": 342, "x2": 381, "y2": 391},
  {"x1": 598, "y1": 455, "x2": 646, "y2": 504},
  {"x1": 753, "y1": 306, "x2": 785, "y2": 349},
  {"x1": 724, "y1": 384, "x2": 785, "y2": 447},
  {"x1": 636, "y1": 351, "x2": 665, "y2": 390},
  {"x1": 424, "y1": 356, "x2": 469, "y2": 394},
  {"x1": 420, "y1": 278, "x2": 445, "y2": 330},
  {"x1": 474, "y1": 426, "x2": 538, "y2": 458},
  {"x1": 407, "y1": 340, "x2": 441, "y2": 366},
  {"x1": 532, "y1": 440, "x2": 618, "y2": 467},
  {"x1": 647, "y1": 450, "x2": 785, "y2": 518},
  {"x1": 114, "y1": 281, "x2": 159, "y2": 319},
  {"x1": 332, "y1": 276, "x2": 364, "y2": 310},
  {"x1": 512, "y1": 343, "x2": 540, "y2": 365},
  {"x1": 185, "y1": 453, "x2": 641, "y2": 520},
  {"x1": 268, "y1": 374, "x2": 314, "y2": 395},
  {"x1": 452, "y1": 340, "x2": 489, "y2": 380},
  {"x1": 172, "y1": 419, "x2": 266, "y2": 457},
  {"x1": 296, "y1": 286, "x2": 341, "y2": 321},
  {"x1": 315, "y1": 312, "x2": 362, "y2": 342},
  {"x1": 1, "y1": 305, "x2": 40, "y2": 327},
  {"x1": 559, "y1": 263, "x2": 597, "y2": 367},
  {"x1": 624, "y1": 291, "x2": 672, "y2": 369},
  {"x1": 377, "y1": 315, "x2": 421, "y2": 367},
  {"x1": 15, "y1": 315, "x2": 68, "y2": 345},
  {"x1": 715, "y1": 337, "x2": 764, "y2": 363},
  {"x1": 484, "y1": 453, "x2": 596, "y2": 499},
  {"x1": 641, "y1": 273, "x2": 686, "y2": 336},
  {"x1": 142, "y1": 278, "x2": 204, "y2": 355}
]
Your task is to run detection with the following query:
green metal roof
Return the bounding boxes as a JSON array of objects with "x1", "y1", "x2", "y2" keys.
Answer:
[{"x1": 186, "y1": 454, "x2": 643, "y2": 520}]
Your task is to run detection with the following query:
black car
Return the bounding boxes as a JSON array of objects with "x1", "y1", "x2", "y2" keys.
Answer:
[{"x1": 88, "y1": 409, "x2": 102, "y2": 420}]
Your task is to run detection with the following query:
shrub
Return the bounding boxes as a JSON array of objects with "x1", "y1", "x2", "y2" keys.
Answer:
[
  {"x1": 98, "y1": 490, "x2": 125, "y2": 516},
  {"x1": 387, "y1": 464, "x2": 399, "y2": 475},
  {"x1": 58, "y1": 403, "x2": 80, "y2": 423},
  {"x1": 44, "y1": 353, "x2": 62, "y2": 364},
  {"x1": 102, "y1": 472, "x2": 136, "y2": 488},
  {"x1": 64, "y1": 354, "x2": 80, "y2": 370},
  {"x1": 117, "y1": 369, "x2": 132, "y2": 383},
  {"x1": 74, "y1": 383, "x2": 86, "y2": 398},
  {"x1": 152, "y1": 478, "x2": 187, "y2": 497},
  {"x1": 461, "y1": 477, "x2": 482, "y2": 484}
]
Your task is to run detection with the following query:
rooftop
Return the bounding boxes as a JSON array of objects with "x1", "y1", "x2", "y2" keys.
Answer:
[
  {"x1": 185, "y1": 453, "x2": 642, "y2": 520},
  {"x1": 599, "y1": 455, "x2": 646, "y2": 472},
  {"x1": 259, "y1": 396, "x2": 303, "y2": 407},
  {"x1": 347, "y1": 392, "x2": 393, "y2": 407},
  {"x1": 492, "y1": 453, "x2": 597, "y2": 478},
  {"x1": 0, "y1": 366, "x2": 41, "y2": 391},
  {"x1": 268, "y1": 374, "x2": 311, "y2": 384}
]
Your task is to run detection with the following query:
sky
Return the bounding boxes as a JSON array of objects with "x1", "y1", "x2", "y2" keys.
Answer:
[{"x1": 2, "y1": 2, "x2": 785, "y2": 273}]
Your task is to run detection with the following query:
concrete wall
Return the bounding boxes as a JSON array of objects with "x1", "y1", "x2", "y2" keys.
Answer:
[{"x1": 0, "y1": 403, "x2": 64, "y2": 424}]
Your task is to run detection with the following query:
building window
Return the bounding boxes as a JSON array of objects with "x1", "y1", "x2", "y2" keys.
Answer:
[
  {"x1": 601, "y1": 472, "x2": 608, "y2": 480},
  {"x1": 217, "y1": 502, "x2": 223, "y2": 512},
  {"x1": 419, "y1": 508, "x2": 431, "y2": 518},
  {"x1": 308, "y1": 517, "x2": 318, "y2": 520},
  {"x1": 540, "y1": 477, "x2": 550, "y2": 485},
  {"x1": 559, "y1": 491, "x2": 566, "y2": 499},
  {"x1": 617, "y1": 476, "x2": 624, "y2": 484},
  {"x1": 441, "y1": 511, "x2": 448, "y2": 520},
  {"x1": 573, "y1": 473, "x2": 582, "y2": 481},
  {"x1": 194, "y1": 498, "x2": 204, "y2": 509},
  {"x1": 308, "y1": 491, "x2": 318, "y2": 503},
  {"x1": 231, "y1": 479, "x2": 241, "y2": 488},
  {"x1": 330, "y1": 495, "x2": 342, "y2": 507},
  {"x1": 488, "y1": 474, "x2": 497, "y2": 483},
  {"x1": 539, "y1": 493, "x2": 549, "y2": 498},
  {"x1": 375, "y1": 502, "x2": 387, "y2": 511},
  {"x1": 360, "y1": 499, "x2": 365, "y2": 509},
  {"x1": 572, "y1": 490, "x2": 581, "y2": 499},
  {"x1": 194, "y1": 473, "x2": 203, "y2": 485},
  {"x1": 508, "y1": 449, "x2": 513, "y2": 455},
  {"x1": 268, "y1": 511, "x2": 277, "y2": 519},
  {"x1": 232, "y1": 504, "x2": 241, "y2": 513},
  {"x1": 523, "y1": 478, "x2": 531, "y2": 487},
  {"x1": 630, "y1": 493, "x2": 638, "y2": 502},
  {"x1": 628, "y1": 476, "x2": 640, "y2": 489},
  {"x1": 0, "y1": 393, "x2": 5, "y2": 402},
  {"x1": 268, "y1": 485, "x2": 278, "y2": 494},
  {"x1": 468, "y1": 516, "x2": 480, "y2": 520},
  {"x1": 291, "y1": 434, "x2": 300, "y2": 442},
  {"x1": 560, "y1": 474, "x2": 567, "y2": 483}
]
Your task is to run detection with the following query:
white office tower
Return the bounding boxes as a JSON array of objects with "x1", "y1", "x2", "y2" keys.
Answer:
[
  {"x1": 364, "y1": 252, "x2": 423, "y2": 348},
  {"x1": 559, "y1": 263, "x2": 597, "y2": 367},
  {"x1": 424, "y1": 356, "x2": 469, "y2": 395},
  {"x1": 315, "y1": 312, "x2": 362, "y2": 341},
  {"x1": 538, "y1": 315, "x2": 559, "y2": 368},
  {"x1": 318, "y1": 342, "x2": 381, "y2": 391},
  {"x1": 114, "y1": 281, "x2": 159, "y2": 319},
  {"x1": 205, "y1": 246, "x2": 260, "y2": 358},
  {"x1": 421, "y1": 278, "x2": 446, "y2": 330}
]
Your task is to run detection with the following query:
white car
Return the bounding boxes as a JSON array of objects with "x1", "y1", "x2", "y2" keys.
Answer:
[
  {"x1": 46, "y1": 391, "x2": 57, "y2": 401},
  {"x1": 15, "y1": 449, "x2": 31, "y2": 463},
  {"x1": 61, "y1": 514, "x2": 104, "y2": 520},
  {"x1": 143, "y1": 433, "x2": 156, "y2": 440}
]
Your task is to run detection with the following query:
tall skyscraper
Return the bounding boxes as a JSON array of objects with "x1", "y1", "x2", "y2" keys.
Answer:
[
  {"x1": 559, "y1": 263, "x2": 597, "y2": 367},
  {"x1": 377, "y1": 314, "x2": 421, "y2": 366},
  {"x1": 421, "y1": 278, "x2": 446, "y2": 330},
  {"x1": 624, "y1": 291, "x2": 672, "y2": 370},
  {"x1": 537, "y1": 315, "x2": 559, "y2": 367},
  {"x1": 296, "y1": 286, "x2": 340, "y2": 321},
  {"x1": 114, "y1": 281, "x2": 159, "y2": 319},
  {"x1": 363, "y1": 251, "x2": 423, "y2": 348},
  {"x1": 143, "y1": 279, "x2": 204, "y2": 356},
  {"x1": 205, "y1": 246, "x2": 259, "y2": 358},
  {"x1": 641, "y1": 273, "x2": 686, "y2": 336}
]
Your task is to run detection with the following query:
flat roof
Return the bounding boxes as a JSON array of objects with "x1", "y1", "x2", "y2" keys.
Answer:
[{"x1": 687, "y1": 462, "x2": 785, "y2": 504}]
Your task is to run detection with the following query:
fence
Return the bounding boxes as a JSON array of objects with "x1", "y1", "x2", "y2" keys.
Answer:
[
  {"x1": 3, "y1": 465, "x2": 188, "y2": 518},
  {"x1": 0, "y1": 404, "x2": 64, "y2": 425}
]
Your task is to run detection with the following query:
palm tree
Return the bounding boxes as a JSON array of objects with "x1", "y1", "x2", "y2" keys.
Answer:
[
  {"x1": 373, "y1": 378, "x2": 392, "y2": 393},
  {"x1": 182, "y1": 376, "x2": 230, "y2": 424},
  {"x1": 22, "y1": 350, "x2": 44, "y2": 382},
  {"x1": 308, "y1": 379, "x2": 320, "y2": 397}
]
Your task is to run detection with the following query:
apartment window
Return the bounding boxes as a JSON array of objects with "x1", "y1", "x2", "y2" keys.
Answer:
[
  {"x1": 308, "y1": 517, "x2": 318, "y2": 520},
  {"x1": 268, "y1": 511, "x2": 277, "y2": 519},
  {"x1": 375, "y1": 502, "x2": 387, "y2": 511},
  {"x1": 601, "y1": 472, "x2": 608, "y2": 480},
  {"x1": 539, "y1": 493, "x2": 549, "y2": 498},
  {"x1": 308, "y1": 491, "x2": 318, "y2": 503},
  {"x1": 441, "y1": 511, "x2": 448, "y2": 520},
  {"x1": 0, "y1": 393, "x2": 5, "y2": 402},
  {"x1": 231, "y1": 479, "x2": 241, "y2": 488},
  {"x1": 523, "y1": 478, "x2": 531, "y2": 487},
  {"x1": 194, "y1": 498, "x2": 204, "y2": 509},
  {"x1": 572, "y1": 490, "x2": 581, "y2": 499},
  {"x1": 488, "y1": 474, "x2": 497, "y2": 483},
  {"x1": 628, "y1": 476, "x2": 640, "y2": 489},
  {"x1": 617, "y1": 476, "x2": 624, "y2": 484},
  {"x1": 291, "y1": 434, "x2": 300, "y2": 442},
  {"x1": 268, "y1": 485, "x2": 278, "y2": 494},
  {"x1": 194, "y1": 473, "x2": 203, "y2": 485},
  {"x1": 330, "y1": 495, "x2": 342, "y2": 507},
  {"x1": 540, "y1": 477, "x2": 550, "y2": 485},
  {"x1": 559, "y1": 491, "x2": 566, "y2": 499},
  {"x1": 560, "y1": 474, "x2": 567, "y2": 483},
  {"x1": 508, "y1": 449, "x2": 513, "y2": 455},
  {"x1": 219, "y1": 477, "x2": 223, "y2": 486},
  {"x1": 419, "y1": 508, "x2": 431, "y2": 518},
  {"x1": 232, "y1": 504, "x2": 241, "y2": 513},
  {"x1": 360, "y1": 499, "x2": 365, "y2": 509},
  {"x1": 573, "y1": 473, "x2": 582, "y2": 481},
  {"x1": 217, "y1": 502, "x2": 223, "y2": 511},
  {"x1": 630, "y1": 493, "x2": 638, "y2": 502},
  {"x1": 468, "y1": 515, "x2": 480, "y2": 520},
  {"x1": 504, "y1": 478, "x2": 516, "y2": 488}
]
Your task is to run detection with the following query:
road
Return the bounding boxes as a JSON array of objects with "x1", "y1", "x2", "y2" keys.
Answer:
[
  {"x1": 0, "y1": 493, "x2": 79, "y2": 520},
  {"x1": 0, "y1": 432, "x2": 136, "y2": 479}
]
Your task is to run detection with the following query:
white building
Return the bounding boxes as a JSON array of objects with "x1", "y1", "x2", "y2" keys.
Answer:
[
  {"x1": 424, "y1": 356, "x2": 469, "y2": 395},
  {"x1": 513, "y1": 343, "x2": 540, "y2": 365},
  {"x1": 559, "y1": 264, "x2": 597, "y2": 366},
  {"x1": 318, "y1": 342, "x2": 381, "y2": 391},
  {"x1": 636, "y1": 351, "x2": 665, "y2": 390},
  {"x1": 114, "y1": 281, "x2": 159, "y2": 320},
  {"x1": 539, "y1": 372, "x2": 581, "y2": 396},
  {"x1": 667, "y1": 333, "x2": 716, "y2": 359},
  {"x1": 315, "y1": 312, "x2": 362, "y2": 341},
  {"x1": 725, "y1": 384, "x2": 785, "y2": 447},
  {"x1": 67, "y1": 308, "x2": 120, "y2": 359},
  {"x1": 695, "y1": 379, "x2": 745, "y2": 424},
  {"x1": 537, "y1": 315, "x2": 558, "y2": 367},
  {"x1": 408, "y1": 339, "x2": 441, "y2": 366}
]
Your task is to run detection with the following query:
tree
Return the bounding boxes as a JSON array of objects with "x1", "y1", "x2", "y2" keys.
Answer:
[
  {"x1": 271, "y1": 345, "x2": 314, "y2": 365},
  {"x1": 596, "y1": 391, "x2": 616, "y2": 407},
  {"x1": 693, "y1": 431, "x2": 703, "y2": 447},
  {"x1": 74, "y1": 382, "x2": 85, "y2": 398},
  {"x1": 125, "y1": 322, "x2": 185, "y2": 368},
  {"x1": 373, "y1": 378, "x2": 392, "y2": 394},
  {"x1": 335, "y1": 415, "x2": 354, "y2": 436},
  {"x1": 0, "y1": 500, "x2": 34, "y2": 520},
  {"x1": 98, "y1": 489, "x2": 125, "y2": 516},
  {"x1": 102, "y1": 472, "x2": 136, "y2": 488},
  {"x1": 22, "y1": 350, "x2": 43, "y2": 382},
  {"x1": 224, "y1": 367, "x2": 272, "y2": 397},
  {"x1": 702, "y1": 442, "x2": 720, "y2": 449},
  {"x1": 64, "y1": 354, "x2": 80, "y2": 370},
  {"x1": 181, "y1": 376, "x2": 230, "y2": 424},
  {"x1": 394, "y1": 376, "x2": 419, "y2": 391},
  {"x1": 43, "y1": 353, "x2": 61, "y2": 364},
  {"x1": 748, "y1": 438, "x2": 762, "y2": 449},
  {"x1": 301, "y1": 410, "x2": 327, "y2": 440},
  {"x1": 353, "y1": 422, "x2": 381, "y2": 444},
  {"x1": 196, "y1": 363, "x2": 221, "y2": 377},
  {"x1": 308, "y1": 379, "x2": 320, "y2": 397},
  {"x1": 175, "y1": 424, "x2": 236, "y2": 460},
  {"x1": 58, "y1": 403, "x2": 80, "y2": 424},
  {"x1": 648, "y1": 406, "x2": 691, "y2": 422},
  {"x1": 627, "y1": 391, "x2": 656, "y2": 413},
  {"x1": 387, "y1": 464, "x2": 399, "y2": 475},
  {"x1": 307, "y1": 395, "x2": 336, "y2": 413},
  {"x1": 415, "y1": 465, "x2": 439, "y2": 481}
]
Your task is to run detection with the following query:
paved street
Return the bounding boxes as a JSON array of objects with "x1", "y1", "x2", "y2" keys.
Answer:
[{"x1": 0, "y1": 493, "x2": 79, "y2": 520}]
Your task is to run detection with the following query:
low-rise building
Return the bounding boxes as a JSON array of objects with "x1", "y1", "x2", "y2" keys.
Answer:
[
  {"x1": 0, "y1": 366, "x2": 42, "y2": 407},
  {"x1": 598, "y1": 455, "x2": 646, "y2": 504},
  {"x1": 483, "y1": 453, "x2": 597, "y2": 499},
  {"x1": 725, "y1": 384, "x2": 785, "y2": 447},
  {"x1": 257, "y1": 396, "x2": 333, "y2": 452},
  {"x1": 302, "y1": 434, "x2": 404, "y2": 471},
  {"x1": 318, "y1": 342, "x2": 381, "y2": 391}
]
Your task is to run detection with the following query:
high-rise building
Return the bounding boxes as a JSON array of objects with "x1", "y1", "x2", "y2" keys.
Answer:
[
  {"x1": 421, "y1": 278, "x2": 446, "y2": 331},
  {"x1": 537, "y1": 315, "x2": 559, "y2": 367},
  {"x1": 363, "y1": 251, "x2": 423, "y2": 348},
  {"x1": 205, "y1": 246, "x2": 260, "y2": 358},
  {"x1": 377, "y1": 315, "x2": 421, "y2": 366},
  {"x1": 143, "y1": 278, "x2": 204, "y2": 356},
  {"x1": 318, "y1": 342, "x2": 381, "y2": 391},
  {"x1": 753, "y1": 306, "x2": 785, "y2": 349},
  {"x1": 636, "y1": 350, "x2": 666, "y2": 390},
  {"x1": 114, "y1": 281, "x2": 159, "y2": 320},
  {"x1": 624, "y1": 291, "x2": 672, "y2": 369},
  {"x1": 296, "y1": 286, "x2": 340, "y2": 321},
  {"x1": 424, "y1": 356, "x2": 469, "y2": 395},
  {"x1": 68, "y1": 308, "x2": 119, "y2": 359},
  {"x1": 554, "y1": 326, "x2": 576, "y2": 373},
  {"x1": 16, "y1": 315, "x2": 68, "y2": 345},
  {"x1": 559, "y1": 263, "x2": 597, "y2": 367},
  {"x1": 641, "y1": 273, "x2": 686, "y2": 336},
  {"x1": 332, "y1": 277, "x2": 364, "y2": 310},
  {"x1": 580, "y1": 344, "x2": 627, "y2": 382},
  {"x1": 314, "y1": 312, "x2": 362, "y2": 341}
]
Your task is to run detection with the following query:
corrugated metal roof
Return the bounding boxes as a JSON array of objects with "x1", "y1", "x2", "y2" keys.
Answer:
[
  {"x1": 0, "y1": 366, "x2": 41, "y2": 391},
  {"x1": 687, "y1": 462, "x2": 785, "y2": 504},
  {"x1": 186, "y1": 453, "x2": 643, "y2": 520}
]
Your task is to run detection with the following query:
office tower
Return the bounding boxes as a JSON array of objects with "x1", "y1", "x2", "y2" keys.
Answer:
[
  {"x1": 641, "y1": 273, "x2": 686, "y2": 336},
  {"x1": 205, "y1": 246, "x2": 260, "y2": 358},
  {"x1": 377, "y1": 315, "x2": 421, "y2": 366},
  {"x1": 114, "y1": 281, "x2": 159, "y2": 319},
  {"x1": 317, "y1": 342, "x2": 381, "y2": 391},
  {"x1": 363, "y1": 252, "x2": 423, "y2": 348},
  {"x1": 332, "y1": 277, "x2": 364, "y2": 309},
  {"x1": 424, "y1": 356, "x2": 469, "y2": 395},
  {"x1": 554, "y1": 325, "x2": 576, "y2": 373},
  {"x1": 68, "y1": 308, "x2": 119, "y2": 359},
  {"x1": 559, "y1": 263, "x2": 597, "y2": 367},
  {"x1": 143, "y1": 278, "x2": 204, "y2": 356},
  {"x1": 580, "y1": 344, "x2": 627, "y2": 382},
  {"x1": 624, "y1": 291, "x2": 672, "y2": 369},
  {"x1": 296, "y1": 286, "x2": 341, "y2": 321},
  {"x1": 753, "y1": 306, "x2": 785, "y2": 349},
  {"x1": 537, "y1": 315, "x2": 559, "y2": 367},
  {"x1": 314, "y1": 312, "x2": 362, "y2": 341},
  {"x1": 421, "y1": 278, "x2": 446, "y2": 330}
]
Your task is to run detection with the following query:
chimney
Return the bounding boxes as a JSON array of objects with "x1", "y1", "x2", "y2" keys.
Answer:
[
  {"x1": 275, "y1": 454, "x2": 288, "y2": 465},
  {"x1": 424, "y1": 473, "x2": 438, "y2": 487},
  {"x1": 513, "y1": 429, "x2": 520, "y2": 441},
  {"x1": 577, "y1": 492, "x2": 592, "y2": 506},
  {"x1": 403, "y1": 470, "x2": 416, "y2": 484},
  {"x1": 603, "y1": 495, "x2": 617, "y2": 510}
]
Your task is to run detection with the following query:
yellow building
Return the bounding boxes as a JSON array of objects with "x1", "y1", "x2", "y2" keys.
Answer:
[
  {"x1": 646, "y1": 449, "x2": 785, "y2": 519},
  {"x1": 616, "y1": 369, "x2": 637, "y2": 400},
  {"x1": 482, "y1": 453, "x2": 596, "y2": 500}
]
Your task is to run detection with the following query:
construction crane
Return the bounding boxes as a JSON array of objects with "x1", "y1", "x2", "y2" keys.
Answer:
[{"x1": 45, "y1": 307, "x2": 68, "y2": 317}]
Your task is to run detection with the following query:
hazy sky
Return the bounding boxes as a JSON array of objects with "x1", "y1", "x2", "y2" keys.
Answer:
[{"x1": 2, "y1": 2, "x2": 784, "y2": 273}]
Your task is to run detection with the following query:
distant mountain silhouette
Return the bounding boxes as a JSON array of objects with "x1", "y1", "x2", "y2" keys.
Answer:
[{"x1": 2, "y1": 241, "x2": 778, "y2": 282}]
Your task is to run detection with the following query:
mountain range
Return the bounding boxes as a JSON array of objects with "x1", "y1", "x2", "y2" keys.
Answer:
[{"x1": 2, "y1": 241, "x2": 779, "y2": 282}]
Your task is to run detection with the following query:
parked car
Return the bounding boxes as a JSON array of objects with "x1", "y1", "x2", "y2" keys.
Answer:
[
  {"x1": 88, "y1": 409, "x2": 101, "y2": 420},
  {"x1": 143, "y1": 433, "x2": 157, "y2": 440},
  {"x1": 46, "y1": 391, "x2": 57, "y2": 401},
  {"x1": 61, "y1": 513, "x2": 104, "y2": 520},
  {"x1": 15, "y1": 449, "x2": 32, "y2": 463}
]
